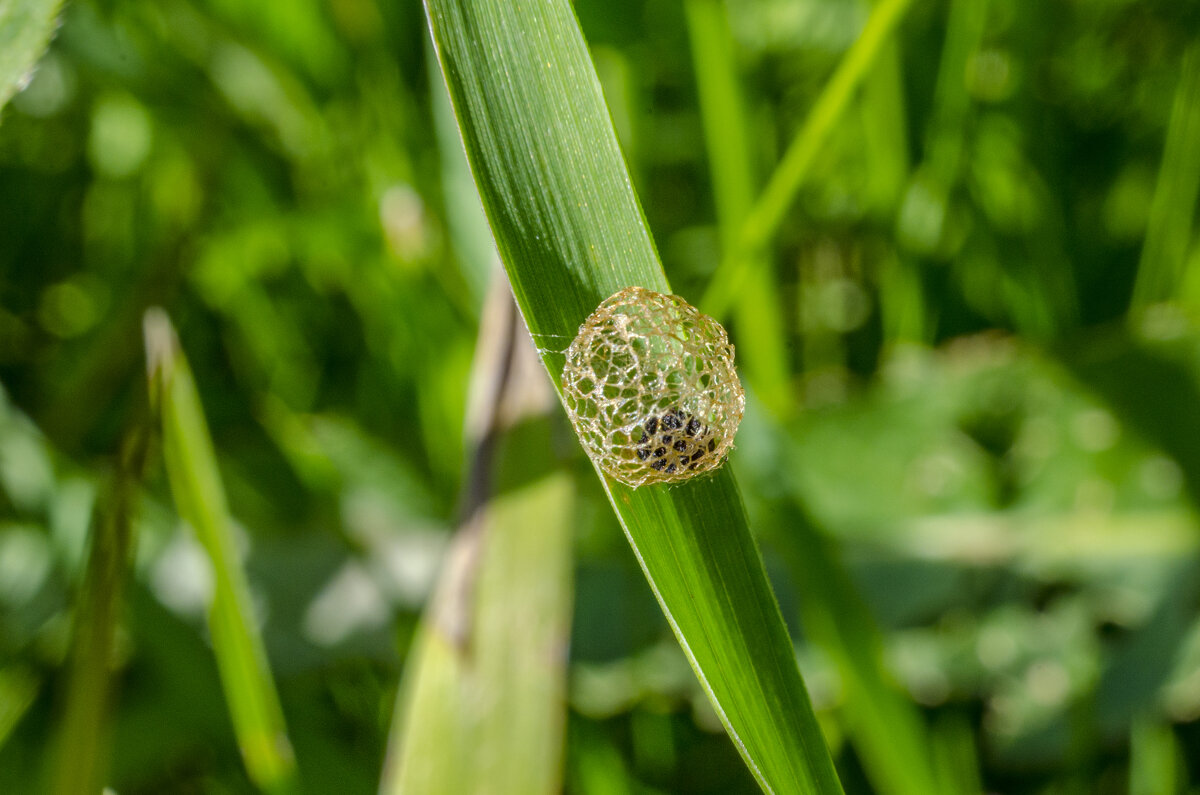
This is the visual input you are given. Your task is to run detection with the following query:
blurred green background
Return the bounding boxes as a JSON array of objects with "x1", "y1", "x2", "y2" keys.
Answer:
[{"x1": 2, "y1": 0, "x2": 1200, "y2": 792}]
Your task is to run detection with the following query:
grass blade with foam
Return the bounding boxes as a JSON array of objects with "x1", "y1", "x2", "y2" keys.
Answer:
[{"x1": 425, "y1": 1, "x2": 843, "y2": 790}]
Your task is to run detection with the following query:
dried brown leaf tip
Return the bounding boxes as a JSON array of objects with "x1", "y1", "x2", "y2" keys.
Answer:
[{"x1": 562, "y1": 286, "x2": 745, "y2": 487}]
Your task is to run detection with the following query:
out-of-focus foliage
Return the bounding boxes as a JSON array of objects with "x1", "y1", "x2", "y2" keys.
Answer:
[{"x1": 0, "y1": 0, "x2": 1198, "y2": 792}]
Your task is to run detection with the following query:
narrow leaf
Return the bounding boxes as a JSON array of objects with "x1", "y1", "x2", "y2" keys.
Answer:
[
  {"x1": 144, "y1": 309, "x2": 298, "y2": 795},
  {"x1": 381, "y1": 284, "x2": 574, "y2": 795}
]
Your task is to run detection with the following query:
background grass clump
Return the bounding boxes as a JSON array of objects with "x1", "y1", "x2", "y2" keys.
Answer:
[{"x1": 1, "y1": 0, "x2": 1200, "y2": 792}]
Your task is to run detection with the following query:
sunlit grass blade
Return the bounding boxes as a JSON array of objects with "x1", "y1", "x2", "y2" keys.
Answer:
[
  {"x1": 0, "y1": 0, "x2": 63, "y2": 113},
  {"x1": 380, "y1": 284, "x2": 574, "y2": 795},
  {"x1": 1132, "y1": 42, "x2": 1200, "y2": 309},
  {"x1": 143, "y1": 309, "x2": 298, "y2": 795},
  {"x1": 49, "y1": 430, "x2": 146, "y2": 795},
  {"x1": 425, "y1": 0, "x2": 843, "y2": 790},
  {"x1": 700, "y1": 0, "x2": 914, "y2": 319},
  {"x1": 382, "y1": 468, "x2": 573, "y2": 795}
]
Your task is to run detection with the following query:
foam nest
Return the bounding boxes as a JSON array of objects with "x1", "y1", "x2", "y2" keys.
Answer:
[{"x1": 561, "y1": 286, "x2": 745, "y2": 488}]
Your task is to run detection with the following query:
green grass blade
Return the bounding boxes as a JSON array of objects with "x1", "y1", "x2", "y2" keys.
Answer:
[
  {"x1": 49, "y1": 431, "x2": 146, "y2": 795},
  {"x1": 0, "y1": 0, "x2": 63, "y2": 114},
  {"x1": 384, "y1": 473, "x2": 574, "y2": 795},
  {"x1": 858, "y1": 22, "x2": 910, "y2": 215},
  {"x1": 701, "y1": 0, "x2": 914, "y2": 319},
  {"x1": 618, "y1": 478, "x2": 843, "y2": 793},
  {"x1": 144, "y1": 309, "x2": 298, "y2": 795},
  {"x1": 1132, "y1": 42, "x2": 1200, "y2": 309},
  {"x1": 382, "y1": 467, "x2": 573, "y2": 795},
  {"x1": 425, "y1": 2, "x2": 843, "y2": 790},
  {"x1": 380, "y1": 286, "x2": 574, "y2": 795}
]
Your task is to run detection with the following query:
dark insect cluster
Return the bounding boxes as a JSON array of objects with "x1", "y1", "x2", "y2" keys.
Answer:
[{"x1": 635, "y1": 408, "x2": 718, "y2": 475}]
